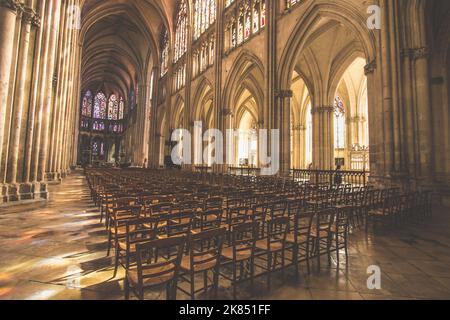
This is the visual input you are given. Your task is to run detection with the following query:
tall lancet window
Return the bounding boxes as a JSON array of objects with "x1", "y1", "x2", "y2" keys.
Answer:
[
  {"x1": 174, "y1": 0, "x2": 188, "y2": 63},
  {"x1": 160, "y1": 27, "x2": 169, "y2": 77},
  {"x1": 108, "y1": 94, "x2": 119, "y2": 120},
  {"x1": 82, "y1": 90, "x2": 93, "y2": 117},
  {"x1": 194, "y1": 0, "x2": 216, "y2": 40},
  {"x1": 93, "y1": 92, "x2": 107, "y2": 119},
  {"x1": 334, "y1": 96, "x2": 346, "y2": 149}
]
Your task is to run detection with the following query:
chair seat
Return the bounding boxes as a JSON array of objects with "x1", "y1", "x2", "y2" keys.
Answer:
[
  {"x1": 180, "y1": 254, "x2": 218, "y2": 272},
  {"x1": 255, "y1": 239, "x2": 283, "y2": 252},
  {"x1": 310, "y1": 229, "x2": 330, "y2": 238},
  {"x1": 111, "y1": 225, "x2": 135, "y2": 235},
  {"x1": 118, "y1": 240, "x2": 136, "y2": 252},
  {"x1": 286, "y1": 233, "x2": 308, "y2": 244},
  {"x1": 127, "y1": 264, "x2": 175, "y2": 287},
  {"x1": 221, "y1": 246, "x2": 252, "y2": 261},
  {"x1": 368, "y1": 209, "x2": 386, "y2": 216},
  {"x1": 330, "y1": 225, "x2": 347, "y2": 233}
]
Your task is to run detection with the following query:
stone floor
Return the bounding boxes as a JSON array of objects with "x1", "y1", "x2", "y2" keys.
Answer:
[{"x1": 1, "y1": 171, "x2": 450, "y2": 300}]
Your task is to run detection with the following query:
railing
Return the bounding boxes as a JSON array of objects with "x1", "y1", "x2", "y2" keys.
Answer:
[
  {"x1": 291, "y1": 169, "x2": 369, "y2": 186},
  {"x1": 228, "y1": 166, "x2": 261, "y2": 176},
  {"x1": 194, "y1": 166, "x2": 212, "y2": 174}
]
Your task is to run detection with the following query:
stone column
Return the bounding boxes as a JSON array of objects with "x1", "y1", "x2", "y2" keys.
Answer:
[
  {"x1": 30, "y1": 0, "x2": 53, "y2": 186},
  {"x1": 6, "y1": 2, "x2": 36, "y2": 201},
  {"x1": 277, "y1": 90, "x2": 293, "y2": 175},
  {"x1": 0, "y1": 0, "x2": 21, "y2": 203},
  {"x1": 48, "y1": 0, "x2": 70, "y2": 182},
  {"x1": 23, "y1": 0, "x2": 44, "y2": 189},
  {"x1": 411, "y1": 47, "x2": 434, "y2": 184},
  {"x1": 37, "y1": 0, "x2": 60, "y2": 187},
  {"x1": 312, "y1": 106, "x2": 334, "y2": 170}
]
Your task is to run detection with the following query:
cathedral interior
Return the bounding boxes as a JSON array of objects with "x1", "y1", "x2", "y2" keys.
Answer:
[{"x1": 0, "y1": 0, "x2": 450, "y2": 301}]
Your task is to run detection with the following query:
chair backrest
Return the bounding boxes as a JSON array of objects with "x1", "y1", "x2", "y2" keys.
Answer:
[
  {"x1": 125, "y1": 217, "x2": 160, "y2": 252},
  {"x1": 197, "y1": 209, "x2": 223, "y2": 231},
  {"x1": 230, "y1": 221, "x2": 259, "y2": 256},
  {"x1": 292, "y1": 209, "x2": 315, "y2": 241},
  {"x1": 204, "y1": 196, "x2": 224, "y2": 210},
  {"x1": 268, "y1": 200, "x2": 287, "y2": 219},
  {"x1": 314, "y1": 208, "x2": 335, "y2": 234},
  {"x1": 135, "y1": 235, "x2": 186, "y2": 287},
  {"x1": 187, "y1": 228, "x2": 226, "y2": 271},
  {"x1": 266, "y1": 216, "x2": 290, "y2": 247},
  {"x1": 150, "y1": 202, "x2": 173, "y2": 215},
  {"x1": 165, "y1": 211, "x2": 195, "y2": 237}
]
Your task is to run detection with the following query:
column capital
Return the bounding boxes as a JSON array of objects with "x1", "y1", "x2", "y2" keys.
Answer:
[
  {"x1": 312, "y1": 106, "x2": 334, "y2": 114},
  {"x1": 276, "y1": 89, "x2": 293, "y2": 99},
  {"x1": 22, "y1": 6, "x2": 37, "y2": 25},
  {"x1": 402, "y1": 47, "x2": 429, "y2": 61},
  {"x1": 292, "y1": 124, "x2": 306, "y2": 131},
  {"x1": 0, "y1": 0, "x2": 21, "y2": 13},
  {"x1": 364, "y1": 59, "x2": 377, "y2": 75}
]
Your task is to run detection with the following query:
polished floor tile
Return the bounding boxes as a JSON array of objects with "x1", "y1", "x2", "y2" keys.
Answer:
[{"x1": 1, "y1": 171, "x2": 450, "y2": 300}]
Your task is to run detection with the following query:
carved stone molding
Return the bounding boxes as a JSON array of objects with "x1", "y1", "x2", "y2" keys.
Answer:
[
  {"x1": 276, "y1": 90, "x2": 293, "y2": 99},
  {"x1": 22, "y1": 7, "x2": 36, "y2": 25},
  {"x1": 402, "y1": 47, "x2": 429, "y2": 61},
  {"x1": 411, "y1": 47, "x2": 429, "y2": 60},
  {"x1": 222, "y1": 108, "x2": 234, "y2": 117},
  {"x1": 292, "y1": 124, "x2": 306, "y2": 131},
  {"x1": 0, "y1": 0, "x2": 20, "y2": 13},
  {"x1": 364, "y1": 59, "x2": 377, "y2": 75},
  {"x1": 312, "y1": 106, "x2": 334, "y2": 114}
]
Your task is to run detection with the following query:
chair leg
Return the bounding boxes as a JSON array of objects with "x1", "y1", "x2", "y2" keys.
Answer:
[
  {"x1": 213, "y1": 266, "x2": 220, "y2": 299},
  {"x1": 113, "y1": 241, "x2": 120, "y2": 278},
  {"x1": 293, "y1": 245, "x2": 299, "y2": 280},
  {"x1": 124, "y1": 275, "x2": 130, "y2": 300},
  {"x1": 267, "y1": 252, "x2": 272, "y2": 291},
  {"x1": 190, "y1": 272, "x2": 196, "y2": 300},
  {"x1": 106, "y1": 232, "x2": 112, "y2": 256},
  {"x1": 232, "y1": 262, "x2": 237, "y2": 300}
]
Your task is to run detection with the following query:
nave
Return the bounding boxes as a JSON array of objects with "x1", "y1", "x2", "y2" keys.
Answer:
[{"x1": 1, "y1": 171, "x2": 450, "y2": 300}]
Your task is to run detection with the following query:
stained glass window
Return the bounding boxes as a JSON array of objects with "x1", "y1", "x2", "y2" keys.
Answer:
[
  {"x1": 194, "y1": 0, "x2": 216, "y2": 40},
  {"x1": 93, "y1": 120, "x2": 105, "y2": 132},
  {"x1": 174, "y1": 0, "x2": 188, "y2": 62},
  {"x1": 108, "y1": 94, "x2": 119, "y2": 120},
  {"x1": 225, "y1": 0, "x2": 266, "y2": 52},
  {"x1": 93, "y1": 92, "x2": 107, "y2": 119},
  {"x1": 160, "y1": 27, "x2": 169, "y2": 77},
  {"x1": 119, "y1": 97, "x2": 124, "y2": 120},
  {"x1": 82, "y1": 90, "x2": 93, "y2": 117},
  {"x1": 334, "y1": 97, "x2": 346, "y2": 149}
]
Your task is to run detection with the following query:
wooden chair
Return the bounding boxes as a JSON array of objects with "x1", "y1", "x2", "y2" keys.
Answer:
[
  {"x1": 286, "y1": 209, "x2": 315, "y2": 277},
  {"x1": 179, "y1": 228, "x2": 227, "y2": 300},
  {"x1": 255, "y1": 216, "x2": 290, "y2": 291},
  {"x1": 310, "y1": 208, "x2": 335, "y2": 270},
  {"x1": 125, "y1": 235, "x2": 186, "y2": 300},
  {"x1": 330, "y1": 207, "x2": 350, "y2": 267},
  {"x1": 192, "y1": 209, "x2": 223, "y2": 233},
  {"x1": 115, "y1": 217, "x2": 160, "y2": 277},
  {"x1": 220, "y1": 221, "x2": 259, "y2": 299}
]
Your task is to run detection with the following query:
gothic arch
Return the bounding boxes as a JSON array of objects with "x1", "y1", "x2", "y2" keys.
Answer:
[
  {"x1": 222, "y1": 50, "x2": 265, "y2": 112},
  {"x1": 279, "y1": 2, "x2": 377, "y2": 90}
]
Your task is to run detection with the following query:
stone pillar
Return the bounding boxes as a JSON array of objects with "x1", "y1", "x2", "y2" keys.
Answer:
[
  {"x1": 312, "y1": 106, "x2": 334, "y2": 170},
  {"x1": 277, "y1": 90, "x2": 293, "y2": 175},
  {"x1": 48, "y1": 0, "x2": 70, "y2": 182},
  {"x1": 37, "y1": 0, "x2": 60, "y2": 187},
  {"x1": 0, "y1": 0, "x2": 20, "y2": 203},
  {"x1": 6, "y1": 2, "x2": 36, "y2": 201},
  {"x1": 411, "y1": 47, "x2": 434, "y2": 184},
  {"x1": 23, "y1": 0, "x2": 44, "y2": 190}
]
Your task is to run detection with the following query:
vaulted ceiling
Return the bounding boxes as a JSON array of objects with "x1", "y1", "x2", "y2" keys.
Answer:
[{"x1": 80, "y1": 0, "x2": 178, "y2": 99}]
